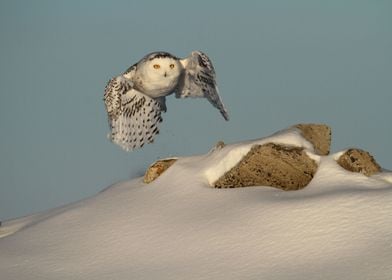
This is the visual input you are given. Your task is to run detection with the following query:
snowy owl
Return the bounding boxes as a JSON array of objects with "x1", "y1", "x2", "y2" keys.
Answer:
[{"x1": 104, "y1": 51, "x2": 229, "y2": 151}]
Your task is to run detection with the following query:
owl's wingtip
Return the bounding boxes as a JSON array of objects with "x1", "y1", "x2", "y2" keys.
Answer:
[{"x1": 221, "y1": 110, "x2": 230, "y2": 121}]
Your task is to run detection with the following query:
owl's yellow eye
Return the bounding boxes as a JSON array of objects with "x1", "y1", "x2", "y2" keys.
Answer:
[
  {"x1": 153, "y1": 64, "x2": 160, "y2": 69},
  {"x1": 169, "y1": 64, "x2": 175, "y2": 69}
]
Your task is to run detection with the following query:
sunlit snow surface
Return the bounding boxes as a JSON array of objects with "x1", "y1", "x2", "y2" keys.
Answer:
[{"x1": 1, "y1": 128, "x2": 392, "y2": 280}]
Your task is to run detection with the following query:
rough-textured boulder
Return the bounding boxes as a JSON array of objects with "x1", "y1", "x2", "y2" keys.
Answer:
[
  {"x1": 143, "y1": 158, "x2": 177, "y2": 183},
  {"x1": 337, "y1": 148, "x2": 381, "y2": 176},
  {"x1": 294, "y1": 124, "x2": 331, "y2": 155},
  {"x1": 213, "y1": 143, "x2": 318, "y2": 190}
]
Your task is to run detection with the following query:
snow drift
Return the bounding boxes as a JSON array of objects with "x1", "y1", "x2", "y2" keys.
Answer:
[{"x1": 0, "y1": 125, "x2": 391, "y2": 280}]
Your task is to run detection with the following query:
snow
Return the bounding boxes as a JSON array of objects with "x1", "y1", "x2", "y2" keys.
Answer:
[{"x1": 0, "y1": 128, "x2": 391, "y2": 280}]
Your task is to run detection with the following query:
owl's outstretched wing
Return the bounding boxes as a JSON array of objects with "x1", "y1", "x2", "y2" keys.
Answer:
[
  {"x1": 176, "y1": 51, "x2": 229, "y2": 121},
  {"x1": 104, "y1": 76, "x2": 165, "y2": 151}
]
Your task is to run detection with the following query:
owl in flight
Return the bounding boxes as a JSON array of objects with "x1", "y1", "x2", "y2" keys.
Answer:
[{"x1": 104, "y1": 51, "x2": 229, "y2": 151}]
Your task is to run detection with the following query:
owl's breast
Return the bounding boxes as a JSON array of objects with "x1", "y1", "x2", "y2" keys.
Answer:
[{"x1": 134, "y1": 75, "x2": 178, "y2": 98}]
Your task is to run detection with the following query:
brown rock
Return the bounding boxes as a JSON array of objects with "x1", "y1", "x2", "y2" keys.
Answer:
[
  {"x1": 337, "y1": 148, "x2": 381, "y2": 176},
  {"x1": 294, "y1": 123, "x2": 331, "y2": 155},
  {"x1": 144, "y1": 158, "x2": 177, "y2": 184},
  {"x1": 214, "y1": 141, "x2": 226, "y2": 150},
  {"x1": 213, "y1": 143, "x2": 318, "y2": 191}
]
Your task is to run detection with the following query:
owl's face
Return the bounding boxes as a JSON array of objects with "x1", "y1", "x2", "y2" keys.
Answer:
[
  {"x1": 141, "y1": 57, "x2": 182, "y2": 82},
  {"x1": 135, "y1": 55, "x2": 182, "y2": 97}
]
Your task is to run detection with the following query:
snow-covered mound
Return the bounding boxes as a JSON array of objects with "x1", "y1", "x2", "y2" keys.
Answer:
[{"x1": 1, "y1": 128, "x2": 392, "y2": 280}]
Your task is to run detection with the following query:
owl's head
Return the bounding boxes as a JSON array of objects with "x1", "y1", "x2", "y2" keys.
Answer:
[{"x1": 138, "y1": 52, "x2": 182, "y2": 83}]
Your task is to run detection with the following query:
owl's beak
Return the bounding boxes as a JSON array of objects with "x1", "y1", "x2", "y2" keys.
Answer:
[{"x1": 164, "y1": 72, "x2": 167, "y2": 77}]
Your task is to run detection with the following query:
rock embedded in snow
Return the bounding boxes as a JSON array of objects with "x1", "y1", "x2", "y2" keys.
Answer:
[
  {"x1": 294, "y1": 123, "x2": 331, "y2": 155},
  {"x1": 213, "y1": 143, "x2": 318, "y2": 190},
  {"x1": 211, "y1": 123, "x2": 331, "y2": 190},
  {"x1": 143, "y1": 123, "x2": 381, "y2": 190},
  {"x1": 212, "y1": 140, "x2": 226, "y2": 150},
  {"x1": 337, "y1": 148, "x2": 381, "y2": 176},
  {"x1": 143, "y1": 158, "x2": 178, "y2": 183}
]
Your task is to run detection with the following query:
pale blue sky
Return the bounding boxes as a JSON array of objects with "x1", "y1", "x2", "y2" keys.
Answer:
[{"x1": 1, "y1": 0, "x2": 391, "y2": 220}]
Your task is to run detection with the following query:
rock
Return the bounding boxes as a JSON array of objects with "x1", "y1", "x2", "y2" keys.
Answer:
[
  {"x1": 208, "y1": 140, "x2": 226, "y2": 153},
  {"x1": 143, "y1": 158, "x2": 178, "y2": 183},
  {"x1": 294, "y1": 123, "x2": 331, "y2": 155},
  {"x1": 213, "y1": 143, "x2": 318, "y2": 191},
  {"x1": 337, "y1": 148, "x2": 381, "y2": 176},
  {"x1": 214, "y1": 141, "x2": 226, "y2": 150}
]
